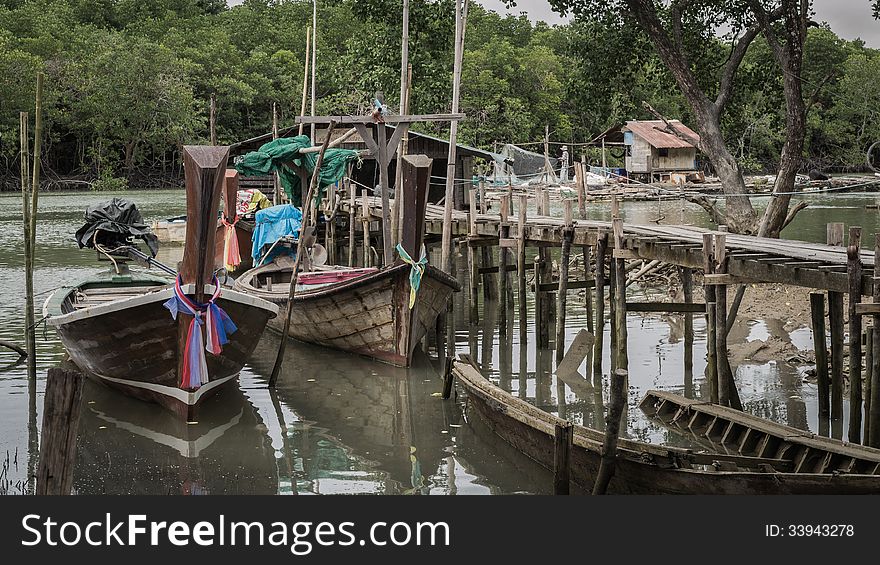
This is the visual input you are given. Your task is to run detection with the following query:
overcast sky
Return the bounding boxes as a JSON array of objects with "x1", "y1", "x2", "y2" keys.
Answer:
[{"x1": 478, "y1": 0, "x2": 880, "y2": 47}]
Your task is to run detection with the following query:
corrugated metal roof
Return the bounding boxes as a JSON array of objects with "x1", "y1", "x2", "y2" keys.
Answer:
[{"x1": 624, "y1": 120, "x2": 699, "y2": 149}]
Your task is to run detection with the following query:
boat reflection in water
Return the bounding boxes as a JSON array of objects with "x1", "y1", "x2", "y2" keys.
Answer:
[{"x1": 72, "y1": 329, "x2": 566, "y2": 495}]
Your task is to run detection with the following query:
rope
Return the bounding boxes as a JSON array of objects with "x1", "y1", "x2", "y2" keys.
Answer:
[{"x1": 396, "y1": 243, "x2": 427, "y2": 309}]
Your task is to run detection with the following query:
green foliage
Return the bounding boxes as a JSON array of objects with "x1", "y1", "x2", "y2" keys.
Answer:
[
  {"x1": 91, "y1": 170, "x2": 129, "y2": 191},
  {"x1": 0, "y1": 0, "x2": 878, "y2": 185}
]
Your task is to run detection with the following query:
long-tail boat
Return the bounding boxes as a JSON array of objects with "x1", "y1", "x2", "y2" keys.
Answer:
[
  {"x1": 452, "y1": 358, "x2": 880, "y2": 494},
  {"x1": 234, "y1": 155, "x2": 460, "y2": 367},
  {"x1": 45, "y1": 146, "x2": 278, "y2": 418},
  {"x1": 639, "y1": 390, "x2": 880, "y2": 475}
]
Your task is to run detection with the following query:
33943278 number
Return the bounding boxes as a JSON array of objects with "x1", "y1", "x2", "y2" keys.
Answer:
[{"x1": 787, "y1": 525, "x2": 854, "y2": 537}]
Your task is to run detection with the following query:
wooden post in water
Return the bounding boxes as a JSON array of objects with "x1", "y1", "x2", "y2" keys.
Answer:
[
  {"x1": 702, "y1": 233, "x2": 719, "y2": 404},
  {"x1": 576, "y1": 162, "x2": 586, "y2": 220},
  {"x1": 553, "y1": 421, "x2": 573, "y2": 495},
  {"x1": 498, "y1": 195, "x2": 511, "y2": 335},
  {"x1": 467, "y1": 188, "x2": 479, "y2": 323},
  {"x1": 592, "y1": 368, "x2": 627, "y2": 495},
  {"x1": 865, "y1": 328, "x2": 873, "y2": 445},
  {"x1": 872, "y1": 234, "x2": 880, "y2": 447},
  {"x1": 481, "y1": 247, "x2": 497, "y2": 301},
  {"x1": 347, "y1": 176, "x2": 356, "y2": 266},
  {"x1": 361, "y1": 190, "x2": 371, "y2": 267},
  {"x1": 36, "y1": 368, "x2": 84, "y2": 495},
  {"x1": 827, "y1": 222, "x2": 845, "y2": 436},
  {"x1": 534, "y1": 254, "x2": 546, "y2": 348},
  {"x1": 848, "y1": 226, "x2": 863, "y2": 443},
  {"x1": 517, "y1": 195, "x2": 528, "y2": 342},
  {"x1": 810, "y1": 291, "x2": 831, "y2": 433},
  {"x1": 714, "y1": 232, "x2": 742, "y2": 410},
  {"x1": 682, "y1": 267, "x2": 694, "y2": 397},
  {"x1": 479, "y1": 178, "x2": 486, "y2": 214},
  {"x1": 593, "y1": 232, "x2": 607, "y2": 385},
  {"x1": 611, "y1": 199, "x2": 627, "y2": 372},
  {"x1": 556, "y1": 200, "x2": 573, "y2": 365}
]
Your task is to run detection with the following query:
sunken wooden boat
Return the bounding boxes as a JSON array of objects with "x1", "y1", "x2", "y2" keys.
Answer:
[
  {"x1": 234, "y1": 154, "x2": 460, "y2": 367},
  {"x1": 640, "y1": 390, "x2": 880, "y2": 475},
  {"x1": 45, "y1": 146, "x2": 278, "y2": 418},
  {"x1": 453, "y1": 359, "x2": 880, "y2": 494}
]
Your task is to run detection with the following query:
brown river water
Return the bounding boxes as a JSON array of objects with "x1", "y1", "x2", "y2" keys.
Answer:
[{"x1": 1, "y1": 188, "x2": 878, "y2": 495}]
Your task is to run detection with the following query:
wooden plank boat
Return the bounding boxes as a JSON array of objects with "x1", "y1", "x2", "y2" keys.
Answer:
[
  {"x1": 639, "y1": 390, "x2": 880, "y2": 475},
  {"x1": 234, "y1": 260, "x2": 459, "y2": 366},
  {"x1": 453, "y1": 358, "x2": 880, "y2": 493},
  {"x1": 45, "y1": 146, "x2": 278, "y2": 419},
  {"x1": 234, "y1": 154, "x2": 460, "y2": 367}
]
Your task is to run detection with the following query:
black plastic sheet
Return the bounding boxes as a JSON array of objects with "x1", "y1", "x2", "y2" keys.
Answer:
[{"x1": 74, "y1": 197, "x2": 159, "y2": 256}]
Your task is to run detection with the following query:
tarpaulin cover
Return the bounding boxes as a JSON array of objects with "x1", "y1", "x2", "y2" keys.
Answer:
[
  {"x1": 234, "y1": 135, "x2": 359, "y2": 206},
  {"x1": 74, "y1": 197, "x2": 159, "y2": 256},
  {"x1": 251, "y1": 204, "x2": 303, "y2": 264}
]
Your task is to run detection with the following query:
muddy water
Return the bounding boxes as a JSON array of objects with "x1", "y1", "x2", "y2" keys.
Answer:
[{"x1": 0, "y1": 189, "x2": 876, "y2": 494}]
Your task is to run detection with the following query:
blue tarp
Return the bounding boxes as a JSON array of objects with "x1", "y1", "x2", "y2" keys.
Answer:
[{"x1": 251, "y1": 204, "x2": 303, "y2": 264}]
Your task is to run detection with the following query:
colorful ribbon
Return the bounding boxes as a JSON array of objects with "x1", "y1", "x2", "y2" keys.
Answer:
[
  {"x1": 163, "y1": 275, "x2": 238, "y2": 390},
  {"x1": 396, "y1": 243, "x2": 427, "y2": 309},
  {"x1": 221, "y1": 216, "x2": 241, "y2": 271}
]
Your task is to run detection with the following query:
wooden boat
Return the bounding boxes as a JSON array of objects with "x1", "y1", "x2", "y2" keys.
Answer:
[
  {"x1": 45, "y1": 146, "x2": 278, "y2": 418},
  {"x1": 453, "y1": 358, "x2": 880, "y2": 494},
  {"x1": 234, "y1": 154, "x2": 460, "y2": 367},
  {"x1": 639, "y1": 390, "x2": 880, "y2": 475}
]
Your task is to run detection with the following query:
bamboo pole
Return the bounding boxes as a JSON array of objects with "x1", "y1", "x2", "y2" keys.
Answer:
[
  {"x1": 310, "y1": 0, "x2": 317, "y2": 144},
  {"x1": 209, "y1": 93, "x2": 217, "y2": 146},
  {"x1": 392, "y1": 1, "x2": 410, "y2": 246},
  {"x1": 299, "y1": 26, "x2": 311, "y2": 137},
  {"x1": 498, "y1": 195, "x2": 510, "y2": 335},
  {"x1": 440, "y1": 0, "x2": 469, "y2": 273},
  {"x1": 20, "y1": 112, "x2": 35, "y2": 383},
  {"x1": 347, "y1": 175, "x2": 355, "y2": 266},
  {"x1": 847, "y1": 226, "x2": 863, "y2": 443},
  {"x1": 268, "y1": 121, "x2": 336, "y2": 387},
  {"x1": 468, "y1": 189, "x2": 479, "y2": 323},
  {"x1": 555, "y1": 200, "x2": 573, "y2": 365},
  {"x1": 31, "y1": 72, "x2": 42, "y2": 243},
  {"x1": 361, "y1": 190, "x2": 371, "y2": 267},
  {"x1": 518, "y1": 195, "x2": 528, "y2": 343}
]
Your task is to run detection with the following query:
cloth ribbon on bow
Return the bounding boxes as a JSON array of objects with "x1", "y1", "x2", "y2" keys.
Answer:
[
  {"x1": 221, "y1": 216, "x2": 241, "y2": 271},
  {"x1": 396, "y1": 243, "x2": 427, "y2": 309},
  {"x1": 163, "y1": 275, "x2": 238, "y2": 390}
]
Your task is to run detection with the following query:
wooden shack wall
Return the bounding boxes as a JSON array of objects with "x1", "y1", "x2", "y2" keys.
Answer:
[
  {"x1": 626, "y1": 136, "x2": 653, "y2": 174},
  {"x1": 653, "y1": 147, "x2": 697, "y2": 171}
]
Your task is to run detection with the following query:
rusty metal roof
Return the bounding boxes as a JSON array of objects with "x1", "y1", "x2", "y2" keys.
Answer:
[{"x1": 624, "y1": 120, "x2": 699, "y2": 149}]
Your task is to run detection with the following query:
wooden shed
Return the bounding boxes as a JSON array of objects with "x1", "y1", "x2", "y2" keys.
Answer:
[{"x1": 592, "y1": 120, "x2": 701, "y2": 182}]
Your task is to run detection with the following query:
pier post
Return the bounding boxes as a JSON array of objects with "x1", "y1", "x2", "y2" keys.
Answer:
[
  {"x1": 593, "y1": 368, "x2": 627, "y2": 495},
  {"x1": 361, "y1": 190, "x2": 371, "y2": 267},
  {"x1": 702, "y1": 233, "x2": 719, "y2": 404},
  {"x1": 498, "y1": 195, "x2": 511, "y2": 335},
  {"x1": 865, "y1": 328, "x2": 873, "y2": 444},
  {"x1": 714, "y1": 233, "x2": 742, "y2": 410},
  {"x1": 681, "y1": 267, "x2": 694, "y2": 397},
  {"x1": 556, "y1": 200, "x2": 574, "y2": 365},
  {"x1": 827, "y1": 222, "x2": 845, "y2": 437},
  {"x1": 534, "y1": 254, "x2": 549, "y2": 349},
  {"x1": 576, "y1": 162, "x2": 586, "y2": 220},
  {"x1": 481, "y1": 247, "x2": 498, "y2": 301},
  {"x1": 553, "y1": 422, "x2": 573, "y2": 495},
  {"x1": 593, "y1": 232, "x2": 607, "y2": 385},
  {"x1": 347, "y1": 177, "x2": 356, "y2": 266},
  {"x1": 326, "y1": 182, "x2": 336, "y2": 264},
  {"x1": 479, "y1": 178, "x2": 486, "y2": 214},
  {"x1": 36, "y1": 368, "x2": 84, "y2": 495},
  {"x1": 847, "y1": 226, "x2": 863, "y2": 443},
  {"x1": 611, "y1": 204, "x2": 628, "y2": 372},
  {"x1": 468, "y1": 189, "x2": 479, "y2": 323},
  {"x1": 810, "y1": 291, "x2": 831, "y2": 433},
  {"x1": 518, "y1": 195, "x2": 528, "y2": 343},
  {"x1": 870, "y1": 234, "x2": 880, "y2": 447}
]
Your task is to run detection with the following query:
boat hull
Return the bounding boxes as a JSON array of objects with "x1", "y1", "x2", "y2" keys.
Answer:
[
  {"x1": 48, "y1": 280, "x2": 277, "y2": 417},
  {"x1": 236, "y1": 262, "x2": 460, "y2": 366},
  {"x1": 455, "y1": 360, "x2": 880, "y2": 494}
]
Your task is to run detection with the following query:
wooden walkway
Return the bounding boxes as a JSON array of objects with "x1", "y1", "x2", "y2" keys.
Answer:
[{"x1": 348, "y1": 196, "x2": 872, "y2": 294}]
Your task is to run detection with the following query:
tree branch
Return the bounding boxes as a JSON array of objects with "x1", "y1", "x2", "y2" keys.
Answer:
[
  {"x1": 749, "y1": 0, "x2": 785, "y2": 60},
  {"x1": 670, "y1": 0, "x2": 693, "y2": 64},
  {"x1": 806, "y1": 70, "x2": 836, "y2": 116},
  {"x1": 685, "y1": 194, "x2": 727, "y2": 226},
  {"x1": 641, "y1": 100, "x2": 702, "y2": 149},
  {"x1": 780, "y1": 200, "x2": 809, "y2": 231},
  {"x1": 714, "y1": 26, "x2": 762, "y2": 114}
]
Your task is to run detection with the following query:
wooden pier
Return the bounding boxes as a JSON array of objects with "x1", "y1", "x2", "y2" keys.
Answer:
[{"x1": 330, "y1": 190, "x2": 880, "y2": 447}]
